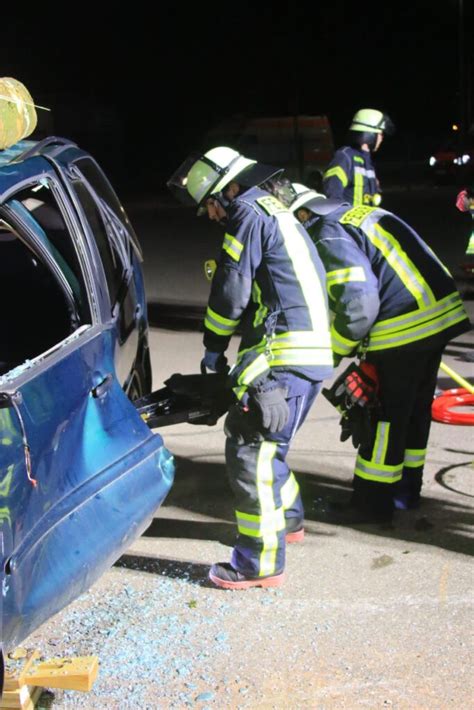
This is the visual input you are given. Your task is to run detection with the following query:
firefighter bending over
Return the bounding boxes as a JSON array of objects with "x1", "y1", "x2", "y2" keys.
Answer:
[
  {"x1": 168, "y1": 148, "x2": 333, "y2": 589},
  {"x1": 291, "y1": 184, "x2": 470, "y2": 522}
]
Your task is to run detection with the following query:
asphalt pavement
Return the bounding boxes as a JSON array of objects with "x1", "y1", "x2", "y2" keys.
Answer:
[{"x1": 24, "y1": 306, "x2": 474, "y2": 709}]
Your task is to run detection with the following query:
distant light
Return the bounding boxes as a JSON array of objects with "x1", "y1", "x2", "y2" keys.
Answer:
[
  {"x1": 452, "y1": 124, "x2": 459, "y2": 131},
  {"x1": 429, "y1": 156, "x2": 437, "y2": 166},
  {"x1": 462, "y1": 154, "x2": 470, "y2": 164}
]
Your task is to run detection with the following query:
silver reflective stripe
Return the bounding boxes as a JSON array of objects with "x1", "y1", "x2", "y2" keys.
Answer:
[
  {"x1": 257, "y1": 442, "x2": 282, "y2": 576},
  {"x1": 366, "y1": 224, "x2": 435, "y2": 308},
  {"x1": 327, "y1": 266, "x2": 367, "y2": 298},
  {"x1": 370, "y1": 293, "x2": 463, "y2": 335},
  {"x1": 373, "y1": 421, "x2": 390, "y2": 465},
  {"x1": 354, "y1": 166, "x2": 376, "y2": 179},
  {"x1": 367, "y1": 306, "x2": 467, "y2": 350},
  {"x1": 223, "y1": 233, "x2": 244, "y2": 262},
  {"x1": 404, "y1": 448, "x2": 426, "y2": 469},
  {"x1": 331, "y1": 325, "x2": 359, "y2": 355},
  {"x1": 204, "y1": 306, "x2": 239, "y2": 336},
  {"x1": 276, "y1": 212, "x2": 330, "y2": 333},
  {"x1": 272, "y1": 330, "x2": 332, "y2": 348},
  {"x1": 236, "y1": 508, "x2": 285, "y2": 537},
  {"x1": 269, "y1": 349, "x2": 334, "y2": 366},
  {"x1": 237, "y1": 353, "x2": 269, "y2": 386},
  {"x1": 355, "y1": 455, "x2": 403, "y2": 483}
]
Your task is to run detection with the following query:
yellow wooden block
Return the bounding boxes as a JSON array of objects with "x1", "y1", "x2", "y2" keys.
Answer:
[
  {"x1": 4, "y1": 652, "x2": 41, "y2": 692},
  {"x1": 0, "y1": 685, "x2": 42, "y2": 710},
  {"x1": 23, "y1": 655, "x2": 99, "y2": 692}
]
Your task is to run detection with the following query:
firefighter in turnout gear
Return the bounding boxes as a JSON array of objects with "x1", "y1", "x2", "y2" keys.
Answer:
[
  {"x1": 323, "y1": 109, "x2": 395, "y2": 207},
  {"x1": 168, "y1": 148, "x2": 333, "y2": 588},
  {"x1": 291, "y1": 184, "x2": 470, "y2": 522}
]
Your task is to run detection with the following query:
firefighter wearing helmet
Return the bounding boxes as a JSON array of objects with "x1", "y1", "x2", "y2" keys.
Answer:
[
  {"x1": 323, "y1": 109, "x2": 395, "y2": 207},
  {"x1": 168, "y1": 147, "x2": 333, "y2": 589},
  {"x1": 289, "y1": 183, "x2": 470, "y2": 523}
]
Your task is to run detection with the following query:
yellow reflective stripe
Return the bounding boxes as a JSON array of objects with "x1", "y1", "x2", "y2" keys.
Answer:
[
  {"x1": 324, "y1": 166, "x2": 349, "y2": 187},
  {"x1": 404, "y1": 448, "x2": 426, "y2": 469},
  {"x1": 367, "y1": 306, "x2": 468, "y2": 350},
  {"x1": 370, "y1": 293, "x2": 463, "y2": 336},
  {"x1": 237, "y1": 332, "x2": 333, "y2": 368},
  {"x1": 258, "y1": 442, "x2": 280, "y2": 576},
  {"x1": 366, "y1": 223, "x2": 436, "y2": 308},
  {"x1": 252, "y1": 281, "x2": 268, "y2": 327},
  {"x1": 331, "y1": 324, "x2": 359, "y2": 356},
  {"x1": 233, "y1": 385, "x2": 247, "y2": 401},
  {"x1": 237, "y1": 353, "x2": 270, "y2": 386},
  {"x1": 326, "y1": 266, "x2": 366, "y2": 300},
  {"x1": 222, "y1": 233, "x2": 244, "y2": 262},
  {"x1": 236, "y1": 507, "x2": 285, "y2": 537},
  {"x1": 340, "y1": 205, "x2": 377, "y2": 228},
  {"x1": 353, "y1": 166, "x2": 364, "y2": 206},
  {"x1": 281, "y1": 472, "x2": 300, "y2": 510},
  {"x1": 372, "y1": 422, "x2": 390, "y2": 465},
  {"x1": 276, "y1": 212, "x2": 331, "y2": 336},
  {"x1": 204, "y1": 305, "x2": 240, "y2": 336},
  {"x1": 355, "y1": 455, "x2": 403, "y2": 483},
  {"x1": 467, "y1": 233, "x2": 474, "y2": 255}
]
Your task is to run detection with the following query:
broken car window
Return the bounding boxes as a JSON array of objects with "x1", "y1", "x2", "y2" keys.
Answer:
[{"x1": 0, "y1": 223, "x2": 73, "y2": 375}]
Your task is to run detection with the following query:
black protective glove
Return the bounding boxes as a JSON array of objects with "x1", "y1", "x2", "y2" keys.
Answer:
[
  {"x1": 201, "y1": 349, "x2": 229, "y2": 374},
  {"x1": 249, "y1": 386, "x2": 289, "y2": 433}
]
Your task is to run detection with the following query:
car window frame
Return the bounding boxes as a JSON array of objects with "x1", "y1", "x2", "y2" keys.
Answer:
[{"x1": 0, "y1": 173, "x2": 101, "y2": 325}]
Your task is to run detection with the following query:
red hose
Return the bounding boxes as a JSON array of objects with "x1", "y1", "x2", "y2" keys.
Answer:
[{"x1": 432, "y1": 388, "x2": 474, "y2": 425}]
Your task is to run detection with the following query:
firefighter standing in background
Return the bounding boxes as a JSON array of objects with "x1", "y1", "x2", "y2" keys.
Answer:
[
  {"x1": 323, "y1": 109, "x2": 395, "y2": 207},
  {"x1": 290, "y1": 184, "x2": 470, "y2": 522},
  {"x1": 167, "y1": 148, "x2": 333, "y2": 589}
]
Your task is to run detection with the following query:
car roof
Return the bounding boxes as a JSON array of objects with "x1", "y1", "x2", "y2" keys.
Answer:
[{"x1": 0, "y1": 137, "x2": 86, "y2": 201}]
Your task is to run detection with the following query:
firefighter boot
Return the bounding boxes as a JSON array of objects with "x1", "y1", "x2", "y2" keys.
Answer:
[
  {"x1": 209, "y1": 563, "x2": 285, "y2": 590},
  {"x1": 393, "y1": 469, "x2": 422, "y2": 510},
  {"x1": 285, "y1": 516, "x2": 305, "y2": 543}
]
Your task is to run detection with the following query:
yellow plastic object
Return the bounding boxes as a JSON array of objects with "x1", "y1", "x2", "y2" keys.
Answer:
[
  {"x1": 0, "y1": 78, "x2": 38, "y2": 150},
  {"x1": 440, "y1": 361, "x2": 474, "y2": 395},
  {"x1": 204, "y1": 259, "x2": 217, "y2": 281}
]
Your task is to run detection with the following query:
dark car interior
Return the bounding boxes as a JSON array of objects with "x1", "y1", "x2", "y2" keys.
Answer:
[{"x1": 0, "y1": 226, "x2": 72, "y2": 376}]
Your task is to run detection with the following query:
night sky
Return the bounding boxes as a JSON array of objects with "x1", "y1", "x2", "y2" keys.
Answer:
[{"x1": 4, "y1": 1, "x2": 472, "y2": 196}]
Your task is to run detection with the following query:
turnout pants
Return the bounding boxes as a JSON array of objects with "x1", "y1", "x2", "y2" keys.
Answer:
[
  {"x1": 353, "y1": 348, "x2": 444, "y2": 514},
  {"x1": 224, "y1": 372, "x2": 321, "y2": 577}
]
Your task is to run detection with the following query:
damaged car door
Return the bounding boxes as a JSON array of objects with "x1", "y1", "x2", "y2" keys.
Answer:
[{"x1": 0, "y1": 169, "x2": 174, "y2": 653}]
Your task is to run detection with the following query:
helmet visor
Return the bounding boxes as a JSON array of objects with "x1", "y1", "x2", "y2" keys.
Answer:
[
  {"x1": 166, "y1": 152, "x2": 203, "y2": 207},
  {"x1": 237, "y1": 162, "x2": 283, "y2": 188}
]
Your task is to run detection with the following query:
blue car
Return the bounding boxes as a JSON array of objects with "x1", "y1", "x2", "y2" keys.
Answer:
[{"x1": 0, "y1": 137, "x2": 175, "y2": 662}]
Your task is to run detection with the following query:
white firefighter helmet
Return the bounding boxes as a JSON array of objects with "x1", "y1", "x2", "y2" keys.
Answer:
[
  {"x1": 186, "y1": 147, "x2": 255, "y2": 205},
  {"x1": 350, "y1": 109, "x2": 395, "y2": 135},
  {"x1": 290, "y1": 183, "x2": 326, "y2": 213},
  {"x1": 290, "y1": 183, "x2": 344, "y2": 217},
  {"x1": 167, "y1": 146, "x2": 283, "y2": 214}
]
